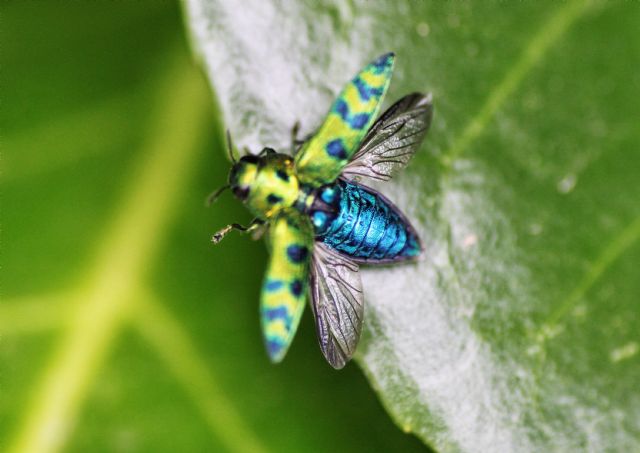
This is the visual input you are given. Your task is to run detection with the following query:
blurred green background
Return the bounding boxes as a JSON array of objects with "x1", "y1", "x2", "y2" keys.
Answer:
[{"x1": 1, "y1": 1, "x2": 426, "y2": 451}]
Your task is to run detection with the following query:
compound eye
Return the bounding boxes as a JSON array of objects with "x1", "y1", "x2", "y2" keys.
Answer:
[{"x1": 231, "y1": 185, "x2": 250, "y2": 201}]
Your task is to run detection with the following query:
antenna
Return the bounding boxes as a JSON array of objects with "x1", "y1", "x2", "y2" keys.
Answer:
[
  {"x1": 205, "y1": 184, "x2": 230, "y2": 207},
  {"x1": 226, "y1": 129, "x2": 238, "y2": 163}
]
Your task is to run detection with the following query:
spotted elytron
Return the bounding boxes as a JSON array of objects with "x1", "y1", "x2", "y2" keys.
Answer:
[{"x1": 211, "y1": 53, "x2": 433, "y2": 368}]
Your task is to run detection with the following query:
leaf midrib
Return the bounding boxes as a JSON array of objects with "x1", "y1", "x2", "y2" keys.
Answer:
[{"x1": 6, "y1": 53, "x2": 265, "y2": 453}]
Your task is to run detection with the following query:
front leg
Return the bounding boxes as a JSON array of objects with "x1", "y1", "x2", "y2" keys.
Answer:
[
  {"x1": 211, "y1": 218, "x2": 265, "y2": 244},
  {"x1": 258, "y1": 147, "x2": 277, "y2": 157},
  {"x1": 250, "y1": 222, "x2": 269, "y2": 241}
]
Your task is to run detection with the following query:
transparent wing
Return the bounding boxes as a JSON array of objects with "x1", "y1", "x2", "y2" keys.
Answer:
[
  {"x1": 309, "y1": 242, "x2": 364, "y2": 369},
  {"x1": 295, "y1": 53, "x2": 395, "y2": 187},
  {"x1": 260, "y1": 211, "x2": 314, "y2": 363},
  {"x1": 342, "y1": 93, "x2": 433, "y2": 182}
]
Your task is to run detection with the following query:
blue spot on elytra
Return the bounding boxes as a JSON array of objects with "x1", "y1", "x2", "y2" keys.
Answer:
[
  {"x1": 332, "y1": 99, "x2": 369, "y2": 130},
  {"x1": 267, "y1": 194, "x2": 283, "y2": 204},
  {"x1": 286, "y1": 244, "x2": 308, "y2": 263},
  {"x1": 354, "y1": 77, "x2": 383, "y2": 101},
  {"x1": 266, "y1": 338, "x2": 284, "y2": 357},
  {"x1": 335, "y1": 99, "x2": 349, "y2": 120},
  {"x1": 264, "y1": 306, "x2": 292, "y2": 328},
  {"x1": 265, "y1": 279, "x2": 283, "y2": 292},
  {"x1": 350, "y1": 113, "x2": 370, "y2": 129},
  {"x1": 276, "y1": 169, "x2": 289, "y2": 181},
  {"x1": 371, "y1": 52, "x2": 394, "y2": 74},
  {"x1": 326, "y1": 139, "x2": 347, "y2": 159},
  {"x1": 290, "y1": 279, "x2": 303, "y2": 297}
]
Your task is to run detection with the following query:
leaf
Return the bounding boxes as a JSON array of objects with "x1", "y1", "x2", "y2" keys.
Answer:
[
  {"x1": 1, "y1": 1, "x2": 425, "y2": 452},
  {"x1": 184, "y1": 0, "x2": 640, "y2": 451}
]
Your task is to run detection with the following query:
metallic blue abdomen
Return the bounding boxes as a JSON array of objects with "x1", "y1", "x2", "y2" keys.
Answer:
[{"x1": 310, "y1": 180, "x2": 421, "y2": 263}]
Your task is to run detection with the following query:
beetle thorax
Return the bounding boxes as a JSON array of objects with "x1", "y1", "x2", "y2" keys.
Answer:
[{"x1": 229, "y1": 153, "x2": 300, "y2": 219}]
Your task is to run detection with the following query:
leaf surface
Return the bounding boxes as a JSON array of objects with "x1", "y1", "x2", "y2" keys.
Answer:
[{"x1": 184, "y1": 0, "x2": 640, "y2": 451}]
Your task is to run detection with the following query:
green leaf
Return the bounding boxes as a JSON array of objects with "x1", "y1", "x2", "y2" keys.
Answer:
[
  {"x1": 2, "y1": 1, "x2": 425, "y2": 452},
  {"x1": 184, "y1": 0, "x2": 640, "y2": 451}
]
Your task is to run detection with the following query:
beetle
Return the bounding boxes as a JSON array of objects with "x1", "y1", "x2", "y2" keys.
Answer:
[{"x1": 211, "y1": 52, "x2": 433, "y2": 368}]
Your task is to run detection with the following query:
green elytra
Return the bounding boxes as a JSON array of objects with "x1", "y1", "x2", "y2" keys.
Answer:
[{"x1": 211, "y1": 53, "x2": 433, "y2": 368}]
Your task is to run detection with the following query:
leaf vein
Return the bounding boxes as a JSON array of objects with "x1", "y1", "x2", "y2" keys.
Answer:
[
  {"x1": 8, "y1": 55, "x2": 210, "y2": 453},
  {"x1": 541, "y1": 215, "x2": 640, "y2": 335},
  {"x1": 133, "y1": 294, "x2": 267, "y2": 453},
  {"x1": 441, "y1": 0, "x2": 594, "y2": 167}
]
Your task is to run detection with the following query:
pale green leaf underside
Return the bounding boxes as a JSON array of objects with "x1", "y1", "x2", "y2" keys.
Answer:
[{"x1": 185, "y1": 0, "x2": 640, "y2": 451}]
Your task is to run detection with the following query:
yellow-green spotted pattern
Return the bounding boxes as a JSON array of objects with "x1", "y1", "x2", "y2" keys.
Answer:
[
  {"x1": 295, "y1": 53, "x2": 395, "y2": 187},
  {"x1": 260, "y1": 211, "x2": 314, "y2": 362},
  {"x1": 244, "y1": 154, "x2": 299, "y2": 220}
]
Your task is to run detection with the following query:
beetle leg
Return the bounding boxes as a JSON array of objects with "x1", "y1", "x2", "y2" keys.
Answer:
[
  {"x1": 211, "y1": 218, "x2": 265, "y2": 244},
  {"x1": 290, "y1": 121, "x2": 313, "y2": 155},
  {"x1": 258, "y1": 147, "x2": 277, "y2": 157}
]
